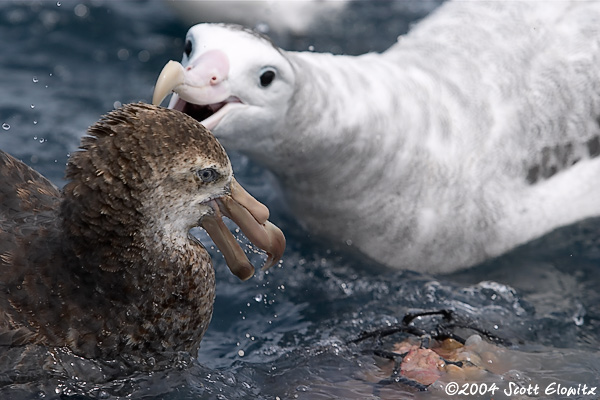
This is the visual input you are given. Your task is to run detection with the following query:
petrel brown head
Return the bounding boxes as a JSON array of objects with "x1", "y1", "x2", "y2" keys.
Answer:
[{"x1": 65, "y1": 103, "x2": 285, "y2": 280}]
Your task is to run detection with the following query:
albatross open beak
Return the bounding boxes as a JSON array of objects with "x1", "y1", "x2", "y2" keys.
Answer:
[
  {"x1": 201, "y1": 178, "x2": 285, "y2": 281},
  {"x1": 152, "y1": 53, "x2": 242, "y2": 131}
]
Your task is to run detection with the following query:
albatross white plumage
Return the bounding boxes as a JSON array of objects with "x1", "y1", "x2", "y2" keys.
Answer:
[{"x1": 153, "y1": 1, "x2": 600, "y2": 273}]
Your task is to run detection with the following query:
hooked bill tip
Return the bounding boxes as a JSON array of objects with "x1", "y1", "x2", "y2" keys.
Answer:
[
  {"x1": 152, "y1": 60, "x2": 185, "y2": 106},
  {"x1": 260, "y1": 221, "x2": 286, "y2": 271}
]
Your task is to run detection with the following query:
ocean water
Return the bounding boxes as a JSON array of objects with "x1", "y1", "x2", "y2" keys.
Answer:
[{"x1": 1, "y1": 1, "x2": 599, "y2": 399}]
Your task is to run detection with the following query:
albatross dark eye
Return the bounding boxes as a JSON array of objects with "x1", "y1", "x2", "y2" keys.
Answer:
[
  {"x1": 197, "y1": 168, "x2": 219, "y2": 183},
  {"x1": 259, "y1": 68, "x2": 276, "y2": 87},
  {"x1": 184, "y1": 39, "x2": 192, "y2": 58}
]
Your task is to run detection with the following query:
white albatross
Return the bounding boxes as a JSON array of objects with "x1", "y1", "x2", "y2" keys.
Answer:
[{"x1": 153, "y1": 1, "x2": 600, "y2": 273}]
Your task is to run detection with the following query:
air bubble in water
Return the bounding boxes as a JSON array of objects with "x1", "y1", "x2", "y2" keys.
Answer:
[
  {"x1": 32, "y1": 77, "x2": 39, "y2": 83},
  {"x1": 256, "y1": 22, "x2": 270, "y2": 33}
]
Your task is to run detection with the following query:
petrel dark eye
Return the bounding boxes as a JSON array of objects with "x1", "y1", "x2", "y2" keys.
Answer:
[
  {"x1": 259, "y1": 68, "x2": 276, "y2": 87},
  {"x1": 184, "y1": 39, "x2": 192, "y2": 58},
  {"x1": 197, "y1": 168, "x2": 219, "y2": 183}
]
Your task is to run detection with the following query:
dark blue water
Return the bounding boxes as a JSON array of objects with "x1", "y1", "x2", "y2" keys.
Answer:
[{"x1": 1, "y1": 1, "x2": 599, "y2": 399}]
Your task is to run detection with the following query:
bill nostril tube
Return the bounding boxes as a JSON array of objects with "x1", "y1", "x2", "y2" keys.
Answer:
[{"x1": 185, "y1": 49, "x2": 230, "y2": 87}]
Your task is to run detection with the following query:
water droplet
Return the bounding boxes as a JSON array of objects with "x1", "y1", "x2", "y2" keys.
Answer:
[
  {"x1": 254, "y1": 294, "x2": 263, "y2": 302},
  {"x1": 74, "y1": 4, "x2": 89, "y2": 18},
  {"x1": 39, "y1": 138, "x2": 45, "y2": 143},
  {"x1": 237, "y1": 349, "x2": 245, "y2": 357},
  {"x1": 138, "y1": 49, "x2": 150, "y2": 63},
  {"x1": 256, "y1": 22, "x2": 270, "y2": 33},
  {"x1": 308, "y1": 45, "x2": 315, "y2": 51},
  {"x1": 117, "y1": 48, "x2": 130, "y2": 61},
  {"x1": 30, "y1": 104, "x2": 35, "y2": 109},
  {"x1": 33, "y1": 120, "x2": 38, "y2": 125},
  {"x1": 2, "y1": 123, "x2": 9, "y2": 130},
  {"x1": 32, "y1": 77, "x2": 39, "y2": 83},
  {"x1": 56, "y1": 1, "x2": 61, "y2": 6}
]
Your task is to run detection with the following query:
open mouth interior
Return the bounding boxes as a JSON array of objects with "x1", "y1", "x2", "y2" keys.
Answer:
[
  {"x1": 176, "y1": 96, "x2": 242, "y2": 123},
  {"x1": 181, "y1": 102, "x2": 218, "y2": 122}
]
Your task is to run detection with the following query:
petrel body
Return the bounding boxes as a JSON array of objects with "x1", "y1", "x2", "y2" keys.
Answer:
[{"x1": 0, "y1": 103, "x2": 285, "y2": 363}]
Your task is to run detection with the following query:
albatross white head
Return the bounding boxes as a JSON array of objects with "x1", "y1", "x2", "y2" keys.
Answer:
[{"x1": 153, "y1": 24, "x2": 296, "y2": 153}]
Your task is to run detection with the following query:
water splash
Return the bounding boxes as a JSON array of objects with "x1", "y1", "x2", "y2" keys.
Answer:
[{"x1": 573, "y1": 303, "x2": 586, "y2": 326}]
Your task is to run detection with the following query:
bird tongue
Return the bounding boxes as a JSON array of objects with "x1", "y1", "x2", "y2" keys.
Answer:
[{"x1": 201, "y1": 178, "x2": 285, "y2": 281}]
